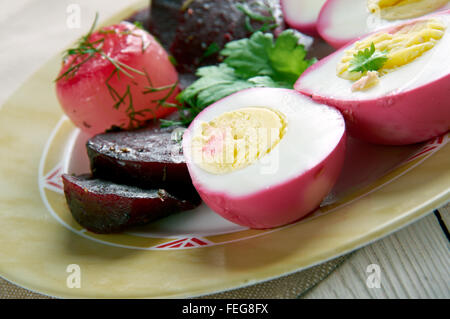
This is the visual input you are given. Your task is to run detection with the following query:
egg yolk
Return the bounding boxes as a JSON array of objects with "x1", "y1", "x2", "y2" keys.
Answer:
[
  {"x1": 191, "y1": 107, "x2": 287, "y2": 175},
  {"x1": 337, "y1": 18, "x2": 446, "y2": 90},
  {"x1": 368, "y1": 0, "x2": 449, "y2": 21}
]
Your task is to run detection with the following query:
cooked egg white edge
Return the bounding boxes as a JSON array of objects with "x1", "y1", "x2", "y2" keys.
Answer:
[
  {"x1": 321, "y1": 0, "x2": 379, "y2": 40},
  {"x1": 184, "y1": 88, "x2": 345, "y2": 197},
  {"x1": 283, "y1": 0, "x2": 327, "y2": 24},
  {"x1": 301, "y1": 13, "x2": 450, "y2": 100},
  {"x1": 321, "y1": 0, "x2": 450, "y2": 41}
]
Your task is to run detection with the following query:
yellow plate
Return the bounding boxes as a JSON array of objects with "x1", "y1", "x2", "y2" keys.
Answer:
[{"x1": 0, "y1": 1, "x2": 449, "y2": 298}]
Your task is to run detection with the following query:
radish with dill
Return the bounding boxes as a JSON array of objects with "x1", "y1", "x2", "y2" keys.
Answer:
[{"x1": 56, "y1": 16, "x2": 180, "y2": 134}]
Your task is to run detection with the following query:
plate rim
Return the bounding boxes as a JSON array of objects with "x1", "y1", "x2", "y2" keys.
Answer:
[{"x1": 0, "y1": 0, "x2": 449, "y2": 298}]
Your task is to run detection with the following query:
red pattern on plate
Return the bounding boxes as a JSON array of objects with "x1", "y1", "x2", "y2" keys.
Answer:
[
  {"x1": 44, "y1": 165, "x2": 64, "y2": 193},
  {"x1": 155, "y1": 237, "x2": 210, "y2": 249},
  {"x1": 405, "y1": 134, "x2": 448, "y2": 163}
]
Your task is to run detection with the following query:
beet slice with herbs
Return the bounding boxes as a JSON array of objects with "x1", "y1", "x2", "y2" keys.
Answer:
[
  {"x1": 62, "y1": 174, "x2": 200, "y2": 234},
  {"x1": 86, "y1": 124, "x2": 197, "y2": 199},
  {"x1": 170, "y1": 0, "x2": 284, "y2": 74}
]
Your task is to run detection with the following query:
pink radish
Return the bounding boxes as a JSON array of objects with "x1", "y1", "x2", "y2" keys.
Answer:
[{"x1": 56, "y1": 21, "x2": 180, "y2": 135}]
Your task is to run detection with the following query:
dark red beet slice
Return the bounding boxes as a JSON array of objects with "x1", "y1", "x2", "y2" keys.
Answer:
[
  {"x1": 86, "y1": 124, "x2": 197, "y2": 199},
  {"x1": 62, "y1": 174, "x2": 200, "y2": 234},
  {"x1": 126, "y1": 1, "x2": 284, "y2": 87}
]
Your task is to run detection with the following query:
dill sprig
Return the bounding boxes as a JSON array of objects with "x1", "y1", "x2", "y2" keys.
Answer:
[
  {"x1": 104, "y1": 68, "x2": 179, "y2": 130},
  {"x1": 235, "y1": 2, "x2": 279, "y2": 33},
  {"x1": 56, "y1": 13, "x2": 179, "y2": 131},
  {"x1": 143, "y1": 69, "x2": 179, "y2": 108},
  {"x1": 56, "y1": 13, "x2": 145, "y2": 82}
]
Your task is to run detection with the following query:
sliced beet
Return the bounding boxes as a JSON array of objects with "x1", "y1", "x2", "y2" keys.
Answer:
[
  {"x1": 86, "y1": 124, "x2": 197, "y2": 199},
  {"x1": 62, "y1": 174, "x2": 200, "y2": 234}
]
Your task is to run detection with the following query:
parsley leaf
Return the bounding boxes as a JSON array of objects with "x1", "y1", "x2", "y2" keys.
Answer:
[
  {"x1": 221, "y1": 32, "x2": 274, "y2": 78},
  {"x1": 177, "y1": 64, "x2": 256, "y2": 112},
  {"x1": 202, "y1": 42, "x2": 221, "y2": 59},
  {"x1": 349, "y1": 42, "x2": 388, "y2": 73},
  {"x1": 172, "y1": 29, "x2": 316, "y2": 126},
  {"x1": 222, "y1": 30, "x2": 316, "y2": 84},
  {"x1": 133, "y1": 21, "x2": 144, "y2": 29}
]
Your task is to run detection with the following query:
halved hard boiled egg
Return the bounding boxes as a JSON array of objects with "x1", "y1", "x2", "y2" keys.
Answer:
[
  {"x1": 295, "y1": 11, "x2": 450, "y2": 145},
  {"x1": 318, "y1": 0, "x2": 450, "y2": 48},
  {"x1": 281, "y1": 0, "x2": 328, "y2": 36},
  {"x1": 182, "y1": 88, "x2": 346, "y2": 229}
]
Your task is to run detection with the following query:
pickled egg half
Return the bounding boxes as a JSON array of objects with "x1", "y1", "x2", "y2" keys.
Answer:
[
  {"x1": 295, "y1": 11, "x2": 450, "y2": 145},
  {"x1": 183, "y1": 88, "x2": 346, "y2": 229},
  {"x1": 318, "y1": 0, "x2": 450, "y2": 48},
  {"x1": 281, "y1": 0, "x2": 328, "y2": 36}
]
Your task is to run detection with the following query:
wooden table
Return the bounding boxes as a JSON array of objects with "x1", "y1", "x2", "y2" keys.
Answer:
[
  {"x1": 1, "y1": 0, "x2": 449, "y2": 299},
  {"x1": 305, "y1": 205, "x2": 449, "y2": 298}
]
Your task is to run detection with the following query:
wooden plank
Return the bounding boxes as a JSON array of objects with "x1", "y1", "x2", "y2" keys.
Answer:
[
  {"x1": 437, "y1": 204, "x2": 449, "y2": 232},
  {"x1": 304, "y1": 209, "x2": 450, "y2": 299}
]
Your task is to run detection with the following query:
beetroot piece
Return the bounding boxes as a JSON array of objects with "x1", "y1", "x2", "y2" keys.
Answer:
[
  {"x1": 170, "y1": 0, "x2": 284, "y2": 73},
  {"x1": 125, "y1": 5, "x2": 152, "y2": 32},
  {"x1": 62, "y1": 174, "x2": 200, "y2": 233},
  {"x1": 147, "y1": 0, "x2": 184, "y2": 50},
  {"x1": 86, "y1": 125, "x2": 198, "y2": 199},
  {"x1": 127, "y1": 0, "x2": 285, "y2": 87}
]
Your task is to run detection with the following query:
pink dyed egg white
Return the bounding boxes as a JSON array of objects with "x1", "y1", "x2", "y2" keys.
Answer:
[
  {"x1": 281, "y1": 0, "x2": 328, "y2": 36},
  {"x1": 295, "y1": 11, "x2": 450, "y2": 145},
  {"x1": 182, "y1": 88, "x2": 346, "y2": 229},
  {"x1": 318, "y1": 0, "x2": 450, "y2": 48}
]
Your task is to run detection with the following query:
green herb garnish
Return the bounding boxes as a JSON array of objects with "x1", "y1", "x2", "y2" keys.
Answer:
[
  {"x1": 164, "y1": 29, "x2": 316, "y2": 127},
  {"x1": 349, "y1": 42, "x2": 388, "y2": 73},
  {"x1": 202, "y1": 42, "x2": 221, "y2": 59},
  {"x1": 222, "y1": 30, "x2": 316, "y2": 85},
  {"x1": 178, "y1": 64, "x2": 260, "y2": 112},
  {"x1": 168, "y1": 55, "x2": 178, "y2": 67},
  {"x1": 133, "y1": 21, "x2": 144, "y2": 29},
  {"x1": 235, "y1": 2, "x2": 279, "y2": 33},
  {"x1": 56, "y1": 13, "x2": 145, "y2": 81}
]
